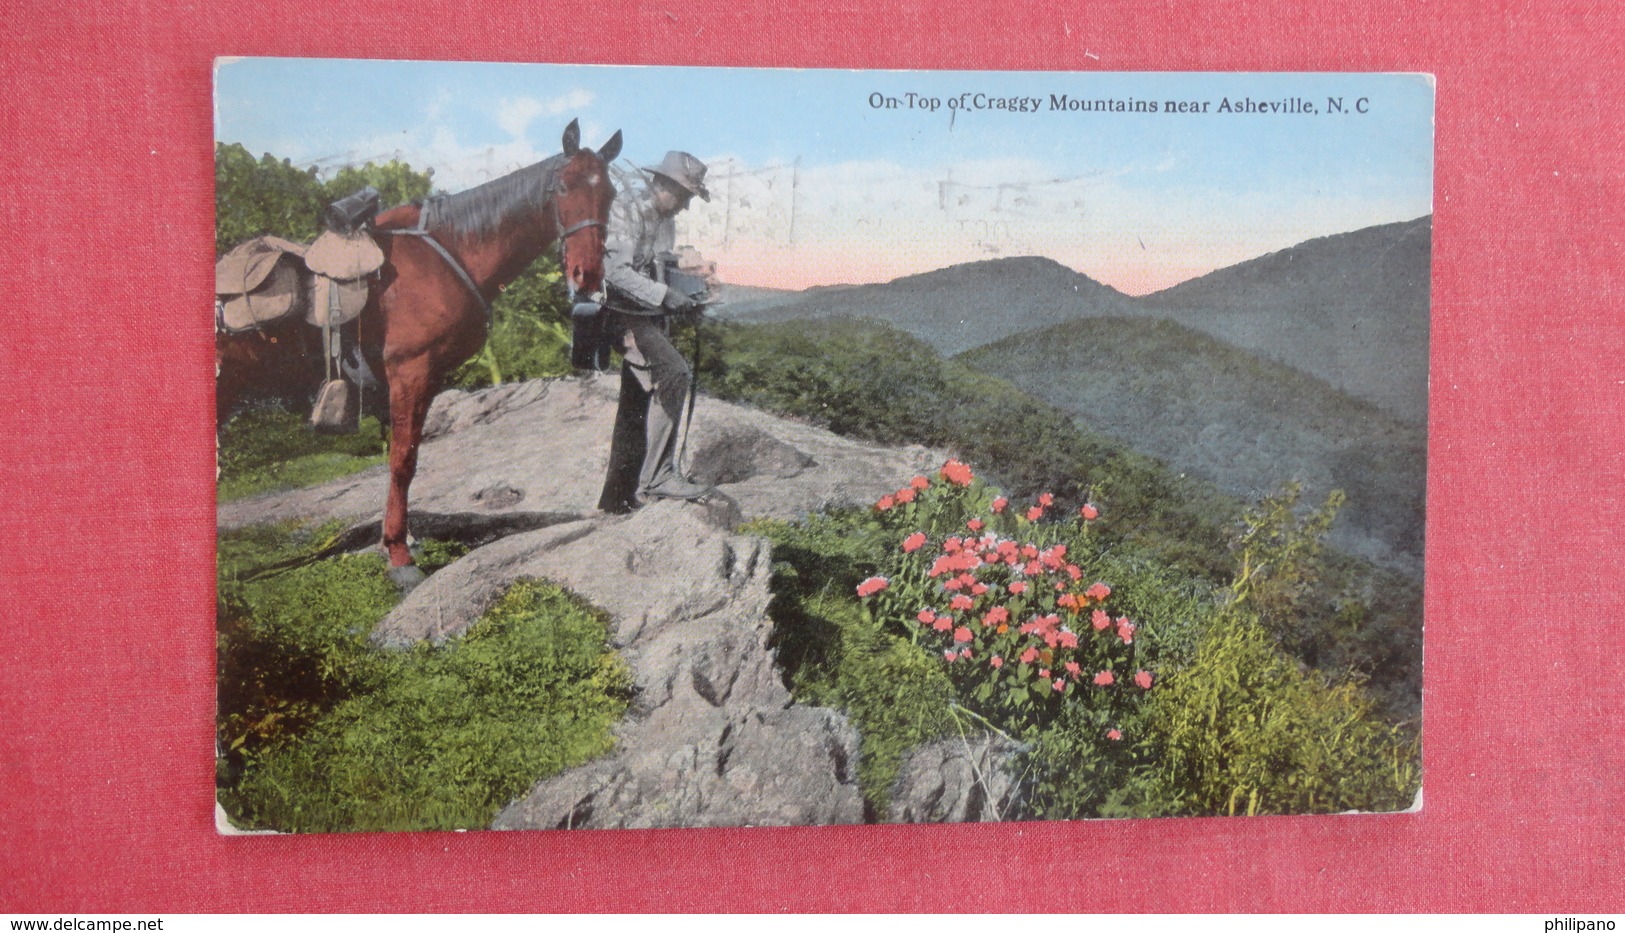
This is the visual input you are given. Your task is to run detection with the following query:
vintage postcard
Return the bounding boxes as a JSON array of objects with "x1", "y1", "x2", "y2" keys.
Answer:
[{"x1": 213, "y1": 61, "x2": 1431, "y2": 832}]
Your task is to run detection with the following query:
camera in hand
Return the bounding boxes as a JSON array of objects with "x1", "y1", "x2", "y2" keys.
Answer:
[{"x1": 654, "y1": 252, "x2": 713, "y2": 306}]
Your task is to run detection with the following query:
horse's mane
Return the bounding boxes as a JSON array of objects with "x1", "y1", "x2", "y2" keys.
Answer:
[{"x1": 420, "y1": 153, "x2": 568, "y2": 239}]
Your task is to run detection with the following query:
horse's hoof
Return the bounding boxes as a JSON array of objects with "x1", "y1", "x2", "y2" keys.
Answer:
[{"x1": 388, "y1": 563, "x2": 428, "y2": 594}]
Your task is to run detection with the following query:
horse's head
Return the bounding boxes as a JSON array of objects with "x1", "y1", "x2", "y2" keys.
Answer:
[{"x1": 554, "y1": 119, "x2": 622, "y2": 296}]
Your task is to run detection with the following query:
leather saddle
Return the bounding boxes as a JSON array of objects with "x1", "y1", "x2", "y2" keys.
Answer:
[
  {"x1": 216, "y1": 187, "x2": 388, "y2": 434},
  {"x1": 214, "y1": 186, "x2": 386, "y2": 334}
]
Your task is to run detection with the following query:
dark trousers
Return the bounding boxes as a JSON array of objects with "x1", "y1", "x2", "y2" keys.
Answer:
[{"x1": 597, "y1": 315, "x2": 691, "y2": 513}]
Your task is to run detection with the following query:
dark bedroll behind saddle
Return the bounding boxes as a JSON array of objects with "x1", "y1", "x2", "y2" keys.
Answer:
[{"x1": 323, "y1": 185, "x2": 381, "y2": 234}]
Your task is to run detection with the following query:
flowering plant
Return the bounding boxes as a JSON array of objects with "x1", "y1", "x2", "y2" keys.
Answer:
[{"x1": 859, "y1": 459, "x2": 1147, "y2": 741}]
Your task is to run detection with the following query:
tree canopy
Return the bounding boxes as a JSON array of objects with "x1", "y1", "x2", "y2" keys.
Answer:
[
  {"x1": 214, "y1": 142, "x2": 435, "y2": 255},
  {"x1": 215, "y1": 142, "x2": 573, "y2": 388}
]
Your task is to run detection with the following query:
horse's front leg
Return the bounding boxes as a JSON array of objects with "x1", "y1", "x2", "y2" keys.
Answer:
[{"x1": 382, "y1": 353, "x2": 434, "y2": 590}]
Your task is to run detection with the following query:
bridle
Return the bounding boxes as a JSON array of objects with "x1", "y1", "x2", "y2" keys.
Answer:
[
  {"x1": 556, "y1": 213, "x2": 607, "y2": 242},
  {"x1": 551, "y1": 171, "x2": 610, "y2": 298}
]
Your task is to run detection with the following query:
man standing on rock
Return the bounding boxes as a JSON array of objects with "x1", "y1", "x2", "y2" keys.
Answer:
[{"x1": 596, "y1": 150, "x2": 715, "y2": 514}]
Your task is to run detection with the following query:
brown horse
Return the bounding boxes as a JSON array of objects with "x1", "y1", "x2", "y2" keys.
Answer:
[{"x1": 352, "y1": 119, "x2": 620, "y2": 588}]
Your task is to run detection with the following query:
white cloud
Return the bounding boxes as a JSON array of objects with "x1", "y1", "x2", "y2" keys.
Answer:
[{"x1": 494, "y1": 89, "x2": 596, "y2": 139}]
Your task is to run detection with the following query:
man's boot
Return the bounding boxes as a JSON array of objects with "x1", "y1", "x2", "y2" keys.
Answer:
[{"x1": 638, "y1": 379, "x2": 712, "y2": 502}]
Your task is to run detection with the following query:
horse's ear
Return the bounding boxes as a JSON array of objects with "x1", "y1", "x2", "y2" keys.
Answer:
[
  {"x1": 598, "y1": 130, "x2": 623, "y2": 164},
  {"x1": 562, "y1": 119, "x2": 581, "y2": 156}
]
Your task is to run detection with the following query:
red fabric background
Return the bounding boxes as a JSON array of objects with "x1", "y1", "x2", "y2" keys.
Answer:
[{"x1": 2, "y1": 0, "x2": 1620, "y2": 913}]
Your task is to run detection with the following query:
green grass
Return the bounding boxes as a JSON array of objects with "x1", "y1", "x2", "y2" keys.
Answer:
[
  {"x1": 216, "y1": 523, "x2": 631, "y2": 833},
  {"x1": 217, "y1": 407, "x2": 387, "y2": 502}
]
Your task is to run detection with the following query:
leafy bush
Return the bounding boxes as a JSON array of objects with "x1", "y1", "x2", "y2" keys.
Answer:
[
  {"x1": 749, "y1": 460, "x2": 1224, "y2": 817},
  {"x1": 446, "y1": 262, "x2": 576, "y2": 389},
  {"x1": 1208, "y1": 482, "x2": 1422, "y2": 719},
  {"x1": 857, "y1": 462, "x2": 1154, "y2": 741},
  {"x1": 216, "y1": 523, "x2": 631, "y2": 833},
  {"x1": 215, "y1": 143, "x2": 326, "y2": 255},
  {"x1": 1122, "y1": 614, "x2": 1419, "y2": 817},
  {"x1": 750, "y1": 456, "x2": 1420, "y2": 820}
]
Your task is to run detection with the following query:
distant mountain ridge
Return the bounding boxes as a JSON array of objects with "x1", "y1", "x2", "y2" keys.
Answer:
[
  {"x1": 714, "y1": 217, "x2": 1431, "y2": 573},
  {"x1": 712, "y1": 282, "x2": 856, "y2": 319},
  {"x1": 1137, "y1": 216, "x2": 1432, "y2": 424},
  {"x1": 722, "y1": 216, "x2": 1432, "y2": 424},
  {"x1": 962, "y1": 317, "x2": 1425, "y2": 575},
  {"x1": 732, "y1": 256, "x2": 1140, "y2": 357}
]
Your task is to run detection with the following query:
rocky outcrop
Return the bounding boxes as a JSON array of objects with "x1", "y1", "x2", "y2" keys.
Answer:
[
  {"x1": 218, "y1": 376, "x2": 942, "y2": 534},
  {"x1": 377, "y1": 498, "x2": 865, "y2": 829},
  {"x1": 887, "y1": 733, "x2": 1029, "y2": 824},
  {"x1": 220, "y1": 374, "x2": 945, "y2": 829}
]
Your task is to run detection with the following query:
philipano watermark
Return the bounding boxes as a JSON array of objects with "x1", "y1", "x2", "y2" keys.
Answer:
[{"x1": 1545, "y1": 920, "x2": 1617, "y2": 932}]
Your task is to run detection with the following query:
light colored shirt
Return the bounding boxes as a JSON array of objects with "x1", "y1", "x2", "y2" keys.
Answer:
[{"x1": 604, "y1": 177, "x2": 676, "y2": 311}]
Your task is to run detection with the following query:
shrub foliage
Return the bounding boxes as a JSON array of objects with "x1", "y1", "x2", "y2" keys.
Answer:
[
  {"x1": 216, "y1": 524, "x2": 631, "y2": 833},
  {"x1": 752, "y1": 460, "x2": 1419, "y2": 819}
]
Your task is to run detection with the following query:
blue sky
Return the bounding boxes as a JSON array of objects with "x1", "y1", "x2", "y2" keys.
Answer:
[{"x1": 216, "y1": 60, "x2": 1433, "y2": 293}]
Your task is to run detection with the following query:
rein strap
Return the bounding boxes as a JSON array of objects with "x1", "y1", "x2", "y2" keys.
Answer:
[
  {"x1": 559, "y1": 218, "x2": 606, "y2": 240},
  {"x1": 387, "y1": 196, "x2": 606, "y2": 331},
  {"x1": 386, "y1": 226, "x2": 493, "y2": 327}
]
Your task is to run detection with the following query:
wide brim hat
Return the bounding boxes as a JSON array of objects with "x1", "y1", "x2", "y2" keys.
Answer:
[{"x1": 646, "y1": 150, "x2": 711, "y2": 202}]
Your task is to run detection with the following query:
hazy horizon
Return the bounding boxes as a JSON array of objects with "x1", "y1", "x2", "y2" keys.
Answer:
[{"x1": 217, "y1": 61, "x2": 1434, "y2": 295}]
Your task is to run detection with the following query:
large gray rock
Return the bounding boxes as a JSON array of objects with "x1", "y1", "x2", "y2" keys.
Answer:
[
  {"x1": 221, "y1": 375, "x2": 948, "y2": 829},
  {"x1": 374, "y1": 500, "x2": 865, "y2": 830},
  {"x1": 218, "y1": 375, "x2": 943, "y2": 534},
  {"x1": 887, "y1": 732, "x2": 1029, "y2": 824}
]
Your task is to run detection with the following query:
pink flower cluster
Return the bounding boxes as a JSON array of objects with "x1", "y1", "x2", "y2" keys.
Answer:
[
  {"x1": 856, "y1": 576, "x2": 889, "y2": 598},
  {"x1": 867, "y1": 460, "x2": 1152, "y2": 743},
  {"x1": 875, "y1": 475, "x2": 933, "y2": 513},
  {"x1": 940, "y1": 459, "x2": 975, "y2": 487},
  {"x1": 901, "y1": 523, "x2": 1151, "y2": 703}
]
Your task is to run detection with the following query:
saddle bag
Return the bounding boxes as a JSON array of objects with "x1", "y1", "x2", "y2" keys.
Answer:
[
  {"x1": 215, "y1": 236, "x2": 309, "y2": 333},
  {"x1": 570, "y1": 301, "x2": 613, "y2": 372}
]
